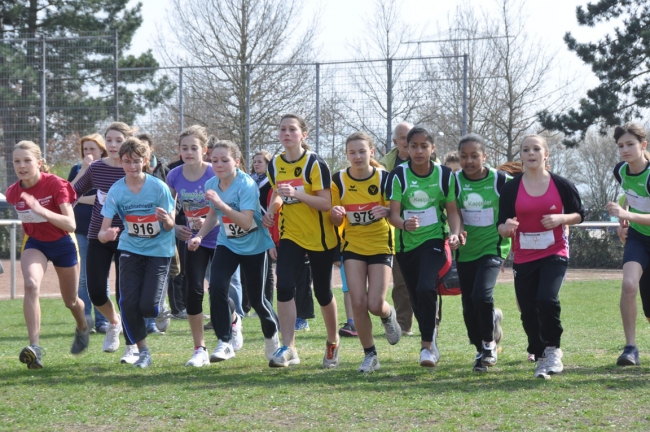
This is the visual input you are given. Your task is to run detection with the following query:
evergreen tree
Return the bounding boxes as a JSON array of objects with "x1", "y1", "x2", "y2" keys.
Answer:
[{"x1": 538, "y1": 0, "x2": 650, "y2": 146}]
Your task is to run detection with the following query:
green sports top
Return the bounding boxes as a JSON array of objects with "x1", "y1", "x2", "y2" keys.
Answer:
[
  {"x1": 614, "y1": 161, "x2": 650, "y2": 236},
  {"x1": 455, "y1": 168, "x2": 512, "y2": 262},
  {"x1": 387, "y1": 161, "x2": 456, "y2": 253}
]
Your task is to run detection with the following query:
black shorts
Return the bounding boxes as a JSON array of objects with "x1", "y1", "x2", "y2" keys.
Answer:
[
  {"x1": 23, "y1": 234, "x2": 78, "y2": 268},
  {"x1": 623, "y1": 227, "x2": 650, "y2": 269},
  {"x1": 342, "y1": 251, "x2": 393, "y2": 267}
]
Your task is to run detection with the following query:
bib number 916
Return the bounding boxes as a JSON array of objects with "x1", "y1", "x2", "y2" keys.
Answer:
[{"x1": 133, "y1": 223, "x2": 155, "y2": 236}]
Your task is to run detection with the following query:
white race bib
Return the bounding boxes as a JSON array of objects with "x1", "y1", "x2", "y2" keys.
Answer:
[
  {"x1": 519, "y1": 231, "x2": 555, "y2": 250},
  {"x1": 16, "y1": 209, "x2": 47, "y2": 223},
  {"x1": 345, "y1": 203, "x2": 379, "y2": 226},
  {"x1": 223, "y1": 216, "x2": 258, "y2": 238},
  {"x1": 625, "y1": 190, "x2": 650, "y2": 213},
  {"x1": 461, "y1": 208, "x2": 494, "y2": 227},
  {"x1": 278, "y1": 179, "x2": 305, "y2": 205},
  {"x1": 96, "y1": 189, "x2": 108, "y2": 206},
  {"x1": 125, "y1": 214, "x2": 161, "y2": 238},
  {"x1": 403, "y1": 207, "x2": 438, "y2": 228}
]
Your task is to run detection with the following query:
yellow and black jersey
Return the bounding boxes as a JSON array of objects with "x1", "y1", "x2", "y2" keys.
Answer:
[
  {"x1": 331, "y1": 167, "x2": 394, "y2": 256},
  {"x1": 267, "y1": 150, "x2": 338, "y2": 251}
]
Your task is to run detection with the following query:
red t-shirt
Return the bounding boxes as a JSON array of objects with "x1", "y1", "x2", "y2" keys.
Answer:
[
  {"x1": 6, "y1": 173, "x2": 77, "y2": 242},
  {"x1": 513, "y1": 177, "x2": 568, "y2": 264}
]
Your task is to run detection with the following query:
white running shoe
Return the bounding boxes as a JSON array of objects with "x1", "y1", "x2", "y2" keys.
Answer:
[
  {"x1": 419, "y1": 347, "x2": 437, "y2": 367},
  {"x1": 185, "y1": 347, "x2": 210, "y2": 367},
  {"x1": 264, "y1": 333, "x2": 281, "y2": 361},
  {"x1": 430, "y1": 327, "x2": 440, "y2": 364},
  {"x1": 534, "y1": 356, "x2": 550, "y2": 379},
  {"x1": 544, "y1": 346, "x2": 564, "y2": 375},
  {"x1": 358, "y1": 352, "x2": 380, "y2": 373},
  {"x1": 269, "y1": 346, "x2": 300, "y2": 368},
  {"x1": 382, "y1": 306, "x2": 402, "y2": 345},
  {"x1": 231, "y1": 315, "x2": 244, "y2": 352},
  {"x1": 493, "y1": 308, "x2": 504, "y2": 345},
  {"x1": 210, "y1": 340, "x2": 235, "y2": 362},
  {"x1": 120, "y1": 344, "x2": 139, "y2": 364},
  {"x1": 481, "y1": 341, "x2": 498, "y2": 367},
  {"x1": 155, "y1": 305, "x2": 172, "y2": 333},
  {"x1": 103, "y1": 316, "x2": 123, "y2": 353},
  {"x1": 322, "y1": 341, "x2": 340, "y2": 369}
]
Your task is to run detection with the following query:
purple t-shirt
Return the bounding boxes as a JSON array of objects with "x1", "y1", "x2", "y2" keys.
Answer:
[{"x1": 167, "y1": 164, "x2": 219, "y2": 249}]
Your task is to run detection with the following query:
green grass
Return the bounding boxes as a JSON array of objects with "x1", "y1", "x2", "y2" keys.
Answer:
[{"x1": 2, "y1": 280, "x2": 650, "y2": 431}]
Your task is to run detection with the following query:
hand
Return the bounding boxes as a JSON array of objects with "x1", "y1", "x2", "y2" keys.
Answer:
[
  {"x1": 503, "y1": 217, "x2": 519, "y2": 238},
  {"x1": 269, "y1": 247, "x2": 277, "y2": 260},
  {"x1": 333, "y1": 260, "x2": 341, "y2": 268},
  {"x1": 205, "y1": 189, "x2": 225, "y2": 211},
  {"x1": 81, "y1": 154, "x2": 94, "y2": 170},
  {"x1": 20, "y1": 192, "x2": 46, "y2": 217},
  {"x1": 540, "y1": 214, "x2": 563, "y2": 230},
  {"x1": 500, "y1": 263, "x2": 505, "y2": 274},
  {"x1": 102, "y1": 227, "x2": 120, "y2": 242},
  {"x1": 448, "y1": 234, "x2": 460, "y2": 250},
  {"x1": 331, "y1": 205, "x2": 346, "y2": 220},
  {"x1": 175, "y1": 224, "x2": 193, "y2": 241},
  {"x1": 619, "y1": 218, "x2": 630, "y2": 229},
  {"x1": 262, "y1": 212, "x2": 275, "y2": 228},
  {"x1": 617, "y1": 226, "x2": 628, "y2": 244},
  {"x1": 277, "y1": 183, "x2": 298, "y2": 200},
  {"x1": 187, "y1": 237, "x2": 201, "y2": 251},
  {"x1": 403, "y1": 216, "x2": 419, "y2": 232},
  {"x1": 459, "y1": 230, "x2": 467, "y2": 246},
  {"x1": 371, "y1": 205, "x2": 390, "y2": 219},
  {"x1": 155, "y1": 207, "x2": 172, "y2": 224},
  {"x1": 607, "y1": 202, "x2": 630, "y2": 221}
]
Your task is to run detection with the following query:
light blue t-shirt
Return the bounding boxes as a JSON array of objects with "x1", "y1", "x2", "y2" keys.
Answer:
[
  {"x1": 205, "y1": 169, "x2": 274, "y2": 255},
  {"x1": 102, "y1": 175, "x2": 176, "y2": 257}
]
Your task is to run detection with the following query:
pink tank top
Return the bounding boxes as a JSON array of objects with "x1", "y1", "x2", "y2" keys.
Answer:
[{"x1": 513, "y1": 177, "x2": 568, "y2": 264}]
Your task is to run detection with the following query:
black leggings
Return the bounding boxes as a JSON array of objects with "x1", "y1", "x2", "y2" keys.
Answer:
[
  {"x1": 396, "y1": 239, "x2": 447, "y2": 343},
  {"x1": 242, "y1": 250, "x2": 275, "y2": 313},
  {"x1": 208, "y1": 246, "x2": 279, "y2": 342},
  {"x1": 276, "y1": 239, "x2": 335, "y2": 307},
  {"x1": 86, "y1": 239, "x2": 132, "y2": 345},
  {"x1": 457, "y1": 255, "x2": 502, "y2": 351},
  {"x1": 513, "y1": 254, "x2": 567, "y2": 358},
  {"x1": 184, "y1": 245, "x2": 214, "y2": 316}
]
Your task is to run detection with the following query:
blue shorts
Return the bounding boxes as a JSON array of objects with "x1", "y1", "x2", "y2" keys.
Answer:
[
  {"x1": 623, "y1": 228, "x2": 650, "y2": 269},
  {"x1": 23, "y1": 235, "x2": 79, "y2": 268}
]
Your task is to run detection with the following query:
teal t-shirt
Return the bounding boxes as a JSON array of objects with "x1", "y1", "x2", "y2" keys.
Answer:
[
  {"x1": 388, "y1": 161, "x2": 456, "y2": 253},
  {"x1": 614, "y1": 161, "x2": 650, "y2": 236},
  {"x1": 455, "y1": 168, "x2": 512, "y2": 262}
]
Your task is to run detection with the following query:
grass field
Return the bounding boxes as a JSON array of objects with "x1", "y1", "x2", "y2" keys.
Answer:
[{"x1": 1, "y1": 280, "x2": 650, "y2": 431}]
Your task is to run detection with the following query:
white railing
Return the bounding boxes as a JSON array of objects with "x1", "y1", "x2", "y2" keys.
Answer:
[{"x1": 0, "y1": 219, "x2": 21, "y2": 300}]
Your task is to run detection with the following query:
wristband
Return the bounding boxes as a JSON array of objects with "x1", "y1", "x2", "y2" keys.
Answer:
[{"x1": 402, "y1": 220, "x2": 408, "y2": 232}]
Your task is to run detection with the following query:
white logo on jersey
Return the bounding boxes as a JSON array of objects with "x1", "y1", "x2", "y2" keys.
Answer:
[
  {"x1": 550, "y1": 205, "x2": 557, "y2": 210},
  {"x1": 409, "y1": 190, "x2": 434, "y2": 208},
  {"x1": 463, "y1": 192, "x2": 491, "y2": 209}
]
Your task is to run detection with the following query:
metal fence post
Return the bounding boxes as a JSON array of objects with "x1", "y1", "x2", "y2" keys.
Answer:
[
  {"x1": 40, "y1": 36, "x2": 46, "y2": 160},
  {"x1": 315, "y1": 63, "x2": 320, "y2": 155},
  {"x1": 386, "y1": 58, "x2": 393, "y2": 154},
  {"x1": 462, "y1": 53, "x2": 468, "y2": 136},
  {"x1": 113, "y1": 30, "x2": 119, "y2": 121},
  {"x1": 10, "y1": 223, "x2": 16, "y2": 300},
  {"x1": 179, "y1": 67, "x2": 184, "y2": 131},
  {"x1": 245, "y1": 63, "x2": 251, "y2": 166}
]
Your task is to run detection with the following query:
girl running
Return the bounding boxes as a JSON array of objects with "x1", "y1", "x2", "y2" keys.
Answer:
[
  {"x1": 330, "y1": 132, "x2": 401, "y2": 373},
  {"x1": 607, "y1": 122, "x2": 650, "y2": 366},
  {"x1": 387, "y1": 126, "x2": 461, "y2": 368},
  {"x1": 187, "y1": 140, "x2": 280, "y2": 364},
  {"x1": 99, "y1": 137, "x2": 176, "y2": 368},
  {"x1": 73, "y1": 122, "x2": 134, "y2": 363},
  {"x1": 497, "y1": 134, "x2": 584, "y2": 379},
  {"x1": 7, "y1": 141, "x2": 91, "y2": 369},
  {"x1": 263, "y1": 113, "x2": 340, "y2": 368},
  {"x1": 455, "y1": 133, "x2": 510, "y2": 372}
]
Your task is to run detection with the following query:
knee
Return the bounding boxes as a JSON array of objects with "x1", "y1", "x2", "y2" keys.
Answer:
[
  {"x1": 314, "y1": 288, "x2": 333, "y2": 307},
  {"x1": 351, "y1": 296, "x2": 367, "y2": 312},
  {"x1": 63, "y1": 296, "x2": 82, "y2": 310},
  {"x1": 140, "y1": 304, "x2": 158, "y2": 319},
  {"x1": 368, "y1": 300, "x2": 384, "y2": 317},
  {"x1": 471, "y1": 290, "x2": 493, "y2": 306},
  {"x1": 276, "y1": 284, "x2": 295, "y2": 302},
  {"x1": 536, "y1": 296, "x2": 560, "y2": 312},
  {"x1": 622, "y1": 278, "x2": 639, "y2": 297},
  {"x1": 23, "y1": 279, "x2": 39, "y2": 296}
]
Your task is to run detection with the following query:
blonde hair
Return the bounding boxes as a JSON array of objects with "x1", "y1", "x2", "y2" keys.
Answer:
[
  {"x1": 14, "y1": 141, "x2": 50, "y2": 173},
  {"x1": 105, "y1": 122, "x2": 134, "y2": 139},
  {"x1": 79, "y1": 134, "x2": 107, "y2": 159},
  {"x1": 345, "y1": 132, "x2": 384, "y2": 169},
  {"x1": 280, "y1": 113, "x2": 310, "y2": 150},
  {"x1": 251, "y1": 150, "x2": 272, "y2": 172},
  {"x1": 179, "y1": 125, "x2": 209, "y2": 148}
]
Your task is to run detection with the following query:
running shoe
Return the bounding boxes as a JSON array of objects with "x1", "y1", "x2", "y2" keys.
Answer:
[
  {"x1": 210, "y1": 340, "x2": 235, "y2": 362},
  {"x1": 156, "y1": 305, "x2": 172, "y2": 333},
  {"x1": 185, "y1": 347, "x2": 210, "y2": 367},
  {"x1": 96, "y1": 323, "x2": 110, "y2": 334},
  {"x1": 120, "y1": 345, "x2": 140, "y2": 364},
  {"x1": 473, "y1": 352, "x2": 488, "y2": 372},
  {"x1": 338, "y1": 322, "x2": 357, "y2": 337},
  {"x1": 103, "y1": 316, "x2": 122, "y2": 353},
  {"x1": 534, "y1": 356, "x2": 550, "y2": 379},
  {"x1": 617, "y1": 345, "x2": 640, "y2": 366},
  {"x1": 70, "y1": 316, "x2": 93, "y2": 355},
  {"x1": 527, "y1": 353, "x2": 536, "y2": 362},
  {"x1": 146, "y1": 322, "x2": 162, "y2": 335},
  {"x1": 323, "y1": 340, "x2": 340, "y2": 368},
  {"x1": 265, "y1": 333, "x2": 281, "y2": 361},
  {"x1": 172, "y1": 310, "x2": 188, "y2": 320},
  {"x1": 544, "y1": 346, "x2": 564, "y2": 375},
  {"x1": 295, "y1": 318, "x2": 310, "y2": 332},
  {"x1": 431, "y1": 327, "x2": 440, "y2": 364},
  {"x1": 481, "y1": 341, "x2": 498, "y2": 367},
  {"x1": 419, "y1": 347, "x2": 437, "y2": 367},
  {"x1": 269, "y1": 346, "x2": 300, "y2": 368},
  {"x1": 19, "y1": 345, "x2": 44, "y2": 370},
  {"x1": 232, "y1": 315, "x2": 244, "y2": 352},
  {"x1": 134, "y1": 349, "x2": 152, "y2": 368},
  {"x1": 493, "y1": 308, "x2": 504, "y2": 346},
  {"x1": 382, "y1": 307, "x2": 402, "y2": 345},
  {"x1": 358, "y1": 352, "x2": 380, "y2": 373}
]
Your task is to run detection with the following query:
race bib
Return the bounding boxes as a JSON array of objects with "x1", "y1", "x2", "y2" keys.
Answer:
[
  {"x1": 125, "y1": 214, "x2": 161, "y2": 238},
  {"x1": 345, "y1": 203, "x2": 379, "y2": 226},
  {"x1": 222, "y1": 216, "x2": 258, "y2": 238},
  {"x1": 519, "y1": 230, "x2": 555, "y2": 250},
  {"x1": 277, "y1": 179, "x2": 305, "y2": 205},
  {"x1": 184, "y1": 205, "x2": 210, "y2": 233},
  {"x1": 404, "y1": 207, "x2": 438, "y2": 228},
  {"x1": 96, "y1": 189, "x2": 108, "y2": 206},
  {"x1": 461, "y1": 208, "x2": 494, "y2": 227},
  {"x1": 625, "y1": 190, "x2": 650, "y2": 213},
  {"x1": 16, "y1": 209, "x2": 47, "y2": 223}
]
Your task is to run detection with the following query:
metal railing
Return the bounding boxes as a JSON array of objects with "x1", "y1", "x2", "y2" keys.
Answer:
[{"x1": 0, "y1": 219, "x2": 21, "y2": 299}]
